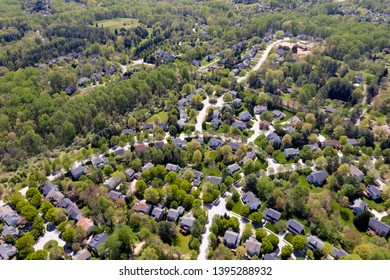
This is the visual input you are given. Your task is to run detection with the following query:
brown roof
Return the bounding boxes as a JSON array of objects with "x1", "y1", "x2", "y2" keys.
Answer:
[
  {"x1": 134, "y1": 143, "x2": 150, "y2": 152},
  {"x1": 324, "y1": 139, "x2": 340, "y2": 149},
  {"x1": 133, "y1": 201, "x2": 151, "y2": 214},
  {"x1": 76, "y1": 217, "x2": 94, "y2": 232}
]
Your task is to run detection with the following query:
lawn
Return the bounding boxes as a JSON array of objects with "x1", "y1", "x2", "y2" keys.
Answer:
[
  {"x1": 298, "y1": 175, "x2": 311, "y2": 188},
  {"x1": 264, "y1": 222, "x2": 276, "y2": 233},
  {"x1": 174, "y1": 233, "x2": 192, "y2": 254},
  {"x1": 281, "y1": 93, "x2": 292, "y2": 103},
  {"x1": 284, "y1": 232, "x2": 293, "y2": 243},
  {"x1": 281, "y1": 108, "x2": 295, "y2": 121},
  {"x1": 94, "y1": 18, "x2": 139, "y2": 32},
  {"x1": 146, "y1": 111, "x2": 168, "y2": 124},
  {"x1": 363, "y1": 197, "x2": 385, "y2": 212},
  {"x1": 230, "y1": 199, "x2": 248, "y2": 216}
]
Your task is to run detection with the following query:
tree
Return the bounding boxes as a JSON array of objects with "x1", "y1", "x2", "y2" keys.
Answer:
[
  {"x1": 291, "y1": 235, "x2": 307, "y2": 251},
  {"x1": 260, "y1": 239, "x2": 274, "y2": 254},
  {"x1": 243, "y1": 159, "x2": 255, "y2": 175},
  {"x1": 249, "y1": 212, "x2": 263, "y2": 224},
  {"x1": 193, "y1": 150, "x2": 202, "y2": 165},
  {"x1": 282, "y1": 134, "x2": 292, "y2": 147},
  {"x1": 353, "y1": 243, "x2": 372, "y2": 260},
  {"x1": 21, "y1": 204, "x2": 39, "y2": 222},
  {"x1": 263, "y1": 234, "x2": 279, "y2": 250},
  {"x1": 255, "y1": 228, "x2": 267, "y2": 242},
  {"x1": 235, "y1": 246, "x2": 247, "y2": 260},
  {"x1": 353, "y1": 210, "x2": 371, "y2": 232},
  {"x1": 138, "y1": 247, "x2": 159, "y2": 260},
  {"x1": 26, "y1": 250, "x2": 48, "y2": 260},
  {"x1": 274, "y1": 220, "x2": 286, "y2": 233},
  {"x1": 144, "y1": 188, "x2": 160, "y2": 204},
  {"x1": 212, "y1": 244, "x2": 235, "y2": 260},
  {"x1": 135, "y1": 180, "x2": 147, "y2": 196},
  {"x1": 158, "y1": 221, "x2": 177, "y2": 244},
  {"x1": 241, "y1": 224, "x2": 253, "y2": 244},
  {"x1": 15, "y1": 233, "x2": 35, "y2": 259},
  {"x1": 45, "y1": 208, "x2": 67, "y2": 224},
  {"x1": 62, "y1": 228, "x2": 75, "y2": 244},
  {"x1": 281, "y1": 245, "x2": 293, "y2": 259}
]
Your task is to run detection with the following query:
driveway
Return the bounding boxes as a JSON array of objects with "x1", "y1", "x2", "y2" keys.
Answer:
[{"x1": 34, "y1": 223, "x2": 66, "y2": 251}]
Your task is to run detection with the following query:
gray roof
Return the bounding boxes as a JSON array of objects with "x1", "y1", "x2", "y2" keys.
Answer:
[
  {"x1": 272, "y1": 110, "x2": 285, "y2": 119},
  {"x1": 177, "y1": 206, "x2": 185, "y2": 215},
  {"x1": 67, "y1": 205, "x2": 83, "y2": 220},
  {"x1": 232, "y1": 121, "x2": 247, "y2": 130},
  {"x1": 289, "y1": 116, "x2": 301, "y2": 124},
  {"x1": 42, "y1": 182, "x2": 57, "y2": 197},
  {"x1": 244, "y1": 237, "x2": 261, "y2": 256},
  {"x1": 180, "y1": 215, "x2": 196, "y2": 229},
  {"x1": 224, "y1": 230, "x2": 239, "y2": 247},
  {"x1": 287, "y1": 219, "x2": 304, "y2": 235},
  {"x1": 349, "y1": 165, "x2": 364, "y2": 178},
  {"x1": 263, "y1": 253, "x2": 278, "y2": 260},
  {"x1": 142, "y1": 162, "x2": 155, "y2": 171},
  {"x1": 166, "y1": 163, "x2": 181, "y2": 172},
  {"x1": 348, "y1": 138, "x2": 359, "y2": 146},
  {"x1": 47, "y1": 190, "x2": 65, "y2": 205},
  {"x1": 104, "y1": 177, "x2": 121, "y2": 189},
  {"x1": 366, "y1": 185, "x2": 382, "y2": 198},
  {"x1": 125, "y1": 168, "x2": 135, "y2": 179},
  {"x1": 58, "y1": 198, "x2": 73, "y2": 209},
  {"x1": 307, "y1": 235, "x2": 324, "y2": 251},
  {"x1": 263, "y1": 208, "x2": 282, "y2": 222},
  {"x1": 108, "y1": 190, "x2": 125, "y2": 201},
  {"x1": 306, "y1": 171, "x2": 328, "y2": 185},
  {"x1": 167, "y1": 208, "x2": 180, "y2": 222},
  {"x1": 2, "y1": 226, "x2": 19, "y2": 237},
  {"x1": 0, "y1": 206, "x2": 19, "y2": 226},
  {"x1": 368, "y1": 218, "x2": 390, "y2": 237},
  {"x1": 71, "y1": 165, "x2": 86, "y2": 180},
  {"x1": 254, "y1": 105, "x2": 267, "y2": 114},
  {"x1": 209, "y1": 138, "x2": 222, "y2": 148},
  {"x1": 73, "y1": 249, "x2": 91, "y2": 260},
  {"x1": 89, "y1": 232, "x2": 108, "y2": 254},
  {"x1": 228, "y1": 142, "x2": 240, "y2": 151},
  {"x1": 227, "y1": 163, "x2": 242, "y2": 174},
  {"x1": 267, "y1": 132, "x2": 281, "y2": 144},
  {"x1": 172, "y1": 138, "x2": 187, "y2": 148},
  {"x1": 284, "y1": 148, "x2": 300, "y2": 158},
  {"x1": 91, "y1": 156, "x2": 108, "y2": 167},
  {"x1": 205, "y1": 176, "x2": 223, "y2": 186},
  {"x1": 0, "y1": 243, "x2": 17, "y2": 260},
  {"x1": 332, "y1": 247, "x2": 348, "y2": 259},
  {"x1": 239, "y1": 111, "x2": 253, "y2": 122},
  {"x1": 352, "y1": 198, "x2": 368, "y2": 213},
  {"x1": 241, "y1": 151, "x2": 256, "y2": 164},
  {"x1": 151, "y1": 207, "x2": 164, "y2": 220},
  {"x1": 308, "y1": 144, "x2": 320, "y2": 151},
  {"x1": 241, "y1": 192, "x2": 260, "y2": 208},
  {"x1": 285, "y1": 126, "x2": 295, "y2": 134}
]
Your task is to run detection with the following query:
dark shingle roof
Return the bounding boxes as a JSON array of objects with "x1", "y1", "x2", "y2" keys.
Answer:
[
  {"x1": 224, "y1": 230, "x2": 239, "y2": 247},
  {"x1": 263, "y1": 208, "x2": 281, "y2": 222},
  {"x1": 227, "y1": 163, "x2": 241, "y2": 174},
  {"x1": 167, "y1": 208, "x2": 180, "y2": 222},
  {"x1": 368, "y1": 218, "x2": 390, "y2": 237},
  {"x1": 205, "y1": 176, "x2": 223, "y2": 186},
  {"x1": 89, "y1": 232, "x2": 108, "y2": 254},
  {"x1": 287, "y1": 219, "x2": 304, "y2": 235}
]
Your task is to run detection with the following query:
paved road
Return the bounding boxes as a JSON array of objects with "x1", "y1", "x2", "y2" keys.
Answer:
[
  {"x1": 195, "y1": 95, "x2": 224, "y2": 133},
  {"x1": 34, "y1": 223, "x2": 65, "y2": 251}
]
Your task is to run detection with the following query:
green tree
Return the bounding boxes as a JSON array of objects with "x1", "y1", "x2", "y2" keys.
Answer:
[
  {"x1": 291, "y1": 235, "x2": 307, "y2": 251},
  {"x1": 255, "y1": 228, "x2": 267, "y2": 242},
  {"x1": 158, "y1": 221, "x2": 177, "y2": 244},
  {"x1": 281, "y1": 245, "x2": 293, "y2": 259},
  {"x1": 15, "y1": 233, "x2": 35, "y2": 259},
  {"x1": 138, "y1": 247, "x2": 159, "y2": 260},
  {"x1": 62, "y1": 228, "x2": 75, "y2": 244}
]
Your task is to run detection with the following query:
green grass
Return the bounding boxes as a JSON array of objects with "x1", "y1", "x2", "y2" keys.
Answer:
[
  {"x1": 298, "y1": 175, "x2": 311, "y2": 188},
  {"x1": 146, "y1": 111, "x2": 168, "y2": 124},
  {"x1": 231, "y1": 199, "x2": 247, "y2": 216},
  {"x1": 284, "y1": 232, "x2": 293, "y2": 243},
  {"x1": 174, "y1": 233, "x2": 192, "y2": 254},
  {"x1": 94, "y1": 18, "x2": 139, "y2": 32},
  {"x1": 281, "y1": 108, "x2": 295, "y2": 120},
  {"x1": 320, "y1": 129, "x2": 330, "y2": 139},
  {"x1": 363, "y1": 197, "x2": 385, "y2": 212},
  {"x1": 264, "y1": 222, "x2": 276, "y2": 233},
  {"x1": 281, "y1": 93, "x2": 292, "y2": 103}
]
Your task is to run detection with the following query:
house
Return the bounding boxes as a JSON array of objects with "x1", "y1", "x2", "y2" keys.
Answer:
[
  {"x1": 205, "y1": 176, "x2": 223, "y2": 186},
  {"x1": 285, "y1": 126, "x2": 295, "y2": 135},
  {"x1": 2, "y1": 226, "x2": 19, "y2": 238},
  {"x1": 0, "y1": 243, "x2": 17, "y2": 260},
  {"x1": 73, "y1": 249, "x2": 91, "y2": 260},
  {"x1": 364, "y1": 185, "x2": 382, "y2": 200},
  {"x1": 284, "y1": 148, "x2": 300, "y2": 158},
  {"x1": 263, "y1": 208, "x2": 282, "y2": 223},
  {"x1": 194, "y1": 138, "x2": 204, "y2": 145},
  {"x1": 103, "y1": 177, "x2": 122, "y2": 190},
  {"x1": 158, "y1": 123, "x2": 169, "y2": 132},
  {"x1": 307, "y1": 236, "x2": 324, "y2": 251},
  {"x1": 180, "y1": 215, "x2": 196, "y2": 233},
  {"x1": 41, "y1": 182, "x2": 57, "y2": 197},
  {"x1": 267, "y1": 132, "x2": 281, "y2": 146},
  {"x1": 308, "y1": 143, "x2": 320, "y2": 152},
  {"x1": 155, "y1": 141, "x2": 164, "y2": 149},
  {"x1": 332, "y1": 247, "x2": 348, "y2": 259},
  {"x1": 230, "y1": 90, "x2": 238, "y2": 98},
  {"x1": 108, "y1": 190, "x2": 126, "y2": 201},
  {"x1": 151, "y1": 207, "x2": 164, "y2": 221},
  {"x1": 212, "y1": 110, "x2": 221, "y2": 119},
  {"x1": 67, "y1": 205, "x2": 83, "y2": 220},
  {"x1": 172, "y1": 138, "x2": 187, "y2": 149},
  {"x1": 125, "y1": 168, "x2": 135, "y2": 181},
  {"x1": 227, "y1": 163, "x2": 242, "y2": 175},
  {"x1": 232, "y1": 121, "x2": 247, "y2": 130},
  {"x1": 58, "y1": 198, "x2": 73, "y2": 209},
  {"x1": 167, "y1": 208, "x2": 180, "y2": 222},
  {"x1": 177, "y1": 206, "x2": 185, "y2": 215},
  {"x1": 91, "y1": 156, "x2": 108, "y2": 168},
  {"x1": 133, "y1": 172, "x2": 142, "y2": 179},
  {"x1": 114, "y1": 147, "x2": 125, "y2": 157},
  {"x1": 133, "y1": 201, "x2": 152, "y2": 215},
  {"x1": 107, "y1": 64, "x2": 117, "y2": 75},
  {"x1": 209, "y1": 138, "x2": 222, "y2": 149},
  {"x1": 166, "y1": 163, "x2": 181, "y2": 172},
  {"x1": 205, "y1": 54, "x2": 214, "y2": 62},
  {"x1": 287, "y1": 219, "x2": 304, "y2": 235},
  {"x1": 121, "y1": 128, "x2": 136, "y2": 135},
  {"x1": 88, "y1": 232, "x2": 108, "y2": 254},
  {"x1": 224, "y1": 230, "x2": 239, "y2": 248},
  {"x1": 272, "y1": 110, "x2": 285, "y2": 120},
  {"x1": 143, "y1": 123, "x2": 154, "y2": 132},
  {"x1": 263, "y1": 253, "x2": 279, "y2": 260},
  {"x1": 47, "y1": 191, "x2": 65, "y2": 206},
  {"x1": 228, "y1": 142, "x2": 240, "y2": 152},
  {"x1": 289, "y1": 116, "x2": 301, "y2": 125},
  {"x1": 348, "y1": 138, "x2": 359, "y2": 146},
  {"x1": 134, "y1": 143, "x2": 149, "y2": 152},
  {"x1": 142, "y1": 162, "x2": 155, "y2": 172},
  {"x1": 259, "y1": 121, "x2": 270, "y2": 130},
  {"x1": 352, "y1": 198, "x2": 368, "y2": 214},
  {"x1": 232, "y1": 98, "x2": 242, "y2": 107},
  {"x1": 306, "y1": 170, "x2": 329, "y2": 186},
  {"x1": 192, "y1": 60, "x2": 201, "y2": 67},
  {"x1": 239, "y1": 111, "x2": 253, "y2": 122},
  {"x1": 322, "y1": 140, "x2": 341, "y2": 150},
  {"x1": 349, "y1": 165, "x2": 364, "y2": 181},
  {"x1": 324, "y1": 107, "x2": 336, "y2": 114},
  {"x1": 241, "y1": 191, "x2": 260, "y2": 210},
  {"x1": 368, "y1": 218, "x2": 390, "y2": 237},
  {"x1": 244, "y1": 237, "x2": 262, "y2": 257},
  {"x1": 76, "y1": 217, "x2": 94, "y2": 233},
  {"x1": 71, "y1": 165, "x2": 86, "y2": 180},
  {"x1": 211, "y1": 118, "x2": 221, "y2": 128},
  {"x1": 78, "y1": 77, "x2": 90, "y2": 86},
  {"x1": 65, "y1": 84, "x2": 77, "y2": 95},
  {"x1": 241, "y1": 151, "x2": 256, "y2": 164},
  {"x1": 254, "y1": 105, "x2": 267, "y2": 115}
]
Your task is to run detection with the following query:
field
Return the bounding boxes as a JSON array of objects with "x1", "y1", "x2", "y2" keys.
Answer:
[
  {"x1": 94, "y1": 18, "x2": 139, "y2": 32},
  {"x1": 146, "y1": 111, "x2": 169, "y2": 124}
]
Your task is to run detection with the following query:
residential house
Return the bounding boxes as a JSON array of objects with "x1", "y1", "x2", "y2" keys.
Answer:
[
  {"x1": 284, "y1": 148, "x2": 300, "y2": 158},
  {"x1": 41, "y1": 182, "x2": 57, "y2": 197},
  {"x1": 67, "y1": 205, "x2": 83, "y2": 220},
  {"x1": 205, "y1": 176, "x2": 223, "y2": 186},
  {"x1": 230, "y1": 91, "x2": 238, "y2": 98},
  {"x1": 349, "y1": 165, "x2": 364, "y2": 181},
  {"x1": 158, "y1": 123, "x2": 169, "y2": 132},
  {"x1": 245, "y1": 237, "x2": 262, "y2": 257},
  {"x1": 267, "y1": 132, "x2": 282, "y2": 146},
  {"x1": 322, "y1": 140, "x2": 341, "y2": 150},
  {"x1": 259, "y1": 121, "x2": 270, "y2": 130},
  {"x1": 241, "y1": 192, "x2": 260, "y2": 210},
  {"x1": 224, "y1": 230, "x2": 240, "y2": 248},
  {"x1": 348, "y1": 138, "x2": 359, "y2": 146},
  {"x1": 134, "y1": 143, "x2": 149, "y2": 152},
  {"x1": 254, "y1": 105, "x2": 267, "y2": 115},
  {"x1": 227, "y1": 163, "x2": 242, "y2": 175},
  {"x1": 241, "y1": 151, "x2": 256, "y2": 164},
  {"x1": 287, "y1": 219, "x2": 304, "y2": 235},
  {"x1": 71, "y1": 165, "x2": 86, "y2": 180},
  {"x1": 192, "y1": 60, "x2": 201, "y2": 67},
  {"x1": 308, "y1": 144, "x2": 320, "y2": 152},
  {"x1": 58, "y1": 198, "x2": 73, "y2": 209},
  {"x1": 89, "y1": 232, "x2": 108, "y2": 254},
  {"x1": 155, "y1": 141, "x2": 164, "y2": 149},
  {"x1": 364, "y1": 185, "x2": 382, "y2": 200},
  {"x1": 76, "y1": 217, "x2": 94, "y2": 233},
  {"x1": 324, "y1": 107, "x2": 335, "y2": 114},
  {"x1": 289, "y1": 116, "x2": 301, "y2": 126},
  {"x1": 2, "y1": 226, "x2": 19, "y2": 238},
  {"x1": 47, "y1": 191, "x2": 65, "y2": 206},
  {"x1": 194, "y1": 138, "x2": 204, "y2": 145},
  {"x1": 113, "y1": 146, "x2": 125, "y2": 157},
  {"x1": 232, "y1": 121, "x2": 247, "y2": 130},
  {"x1": 212, "y1": 110, "x2": 221, "y2": 119},
  {"x1": 368, "y1": 218, "x2": 390, "y2": 237},
  {"x1": 263, "y1": 208, "x2": 282, "y2": 223},
  {"x1": 167, "y1": 208, "x2": 180, "y2": 222},
  {"x1": 306, "y1": 171, "x2": 329, "y2": 186},
  {"x1": 78, "y1": 77, "x2": 90, "y2": 86},
  {"x1": 209, "y1": 138, "x2": 223, "y2": 149},
  {"x1": 211, "y1": 118, "x2": 221, "y2": 128},
  {"x1": 91, "y1": 156, "x2": 109, "y2": 168},
  {"x1": 307, "y1": 236, "x2": 324, "y2": 251},
  {"x1": 232, "y1": 98, "x2": 242, "y2": 107},
  {"x1": 125, "y1": 168, "x2": 135, "y2": 181},
  {"x1": 0, "y1": 243, "x2": 17, "y2": 260},
  {"x1": 103, "y1": 177, "x2": 122, "y2": 190},
  {"x1": 352, "y1": 198, "x2": 368, "y2": 214},
  {"x1": 143, "y1": 124, "x2": 154, "y2": 132},
  {"x1": 65, "y1": 84, "x2": 76, "y2": 95},
  {"x1": 272, "y1": 110, "x2": 285, "y2": 120},
  {"x1": 108, "y1": 190, "x2": 125, "y2": 201},
  {"x1": 239, "y1": 111, "x2": 253, "y2": 122},
  {"x1": 133, "y1": 201, "x2": 152, "y2": 215},
  {"x1": 73, "y1": 249, "x2": 91, "y2": 260},
  {"x1": 177, "y1": 206, "x2": 185, "y2": 215},
  {"x1": 205, "y1": 54, "x2": 214, "y2": 62},
  {"x1": 332, "y1": 248, "x2": 348, "y2": 260},
  {"x1": 121, "y1": 128, "x2": 136, "y2": 135},
  {"x1": 172, "y1": 138, "x2": 187, "y2": 149},
  {"x1": 142, "y1": 162, "x2": 155, "y2": 172},
  {"x1": 285, "y1": 126, "x2": 295, "y2": 135},
  {"x1": 228, "y1": 142, "x2": 240, "y2": 152},
  {"x1": 166, "y1": 163, "x2": 181, "y2": 173},
  {"x1": 263, "y1": 253, "x2": 279, "y2": 260},
  {"x1": 180, "y1": 215, "x2": 196, "y2": 234},
  {"x1": 151, "y1": 207, "x2": 164, "y2": 221}
]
